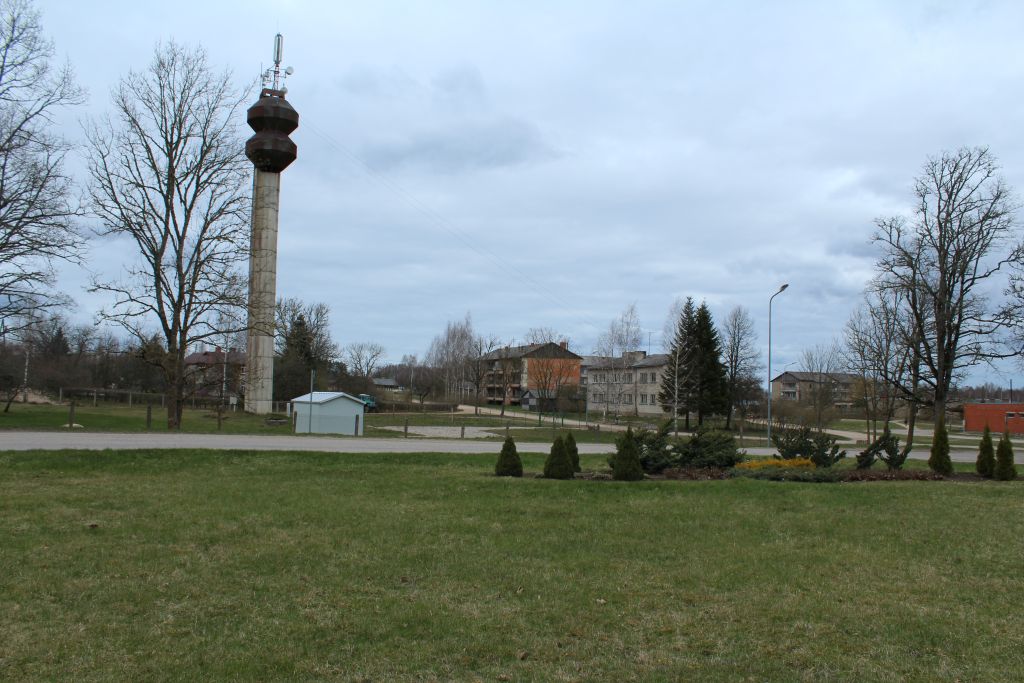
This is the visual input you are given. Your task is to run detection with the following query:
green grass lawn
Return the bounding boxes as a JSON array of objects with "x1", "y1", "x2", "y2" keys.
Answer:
[
  {"x1": 0, "y1": 402, "x2": 293, "y2": 434},
  {"x1": 2, "y1": 449, "x2": 1022, "y2": 681}
]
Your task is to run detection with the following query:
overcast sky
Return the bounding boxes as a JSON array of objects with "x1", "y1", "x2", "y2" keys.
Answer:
[{"x1": 37, "y1": 0, "x2": 1024, "y2": 387}]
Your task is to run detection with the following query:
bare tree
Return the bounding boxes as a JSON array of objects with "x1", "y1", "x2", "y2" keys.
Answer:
[
  {"x1": 275, "y1": 297, "x2": 339, "y2": 363},
  {"x1": 426, "y1": 313, "x2": 473, "y2": 400},
  {"x1": 86, "y1": 42, "x2": 250, "y2": 429},
  {"x1": 594, "y1": 303, "x2": 642, "y2": 417},
  {"x1": 799, "y1": 342, "x2": 840, "y2": 432},
  {"x1": 874, "y1": 147, "x2": 1021, "y2": 436},
  {"x1": 721, "y1": 305, "x2": 761, "y2": 430},
  {"x1": 493, "y1": 343, "x2": 521, "y2": 416},
  {"x1": 524, "y1": 326, "x2": 558, "y2": 345},
  {"x1": 0, "y1": 0, "x2": 84, "y2": 333},
  {"x1": 466, "y1": 333, "x2": 499, "y2": 414},
  {"x1": 344, "y1": 341, "x2": 385, "y2": 378}
]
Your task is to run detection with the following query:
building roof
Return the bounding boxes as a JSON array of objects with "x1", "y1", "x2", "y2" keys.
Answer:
[
  {"x1": 633, "y1": 353, "x2": 670, "y2": 368},
  {"x1": 184, "y1": 349, "x2": 246, "y2": 366},
  {"x1": 290, "y1": 391, "x2": 367, "y2": 406},
  {"x1": 372, "y1": 377, "x2": 400, "y2": 388},
  {"x1": 583, "y1": 352, "x2": 670, "y2": 370},
  {"x1": 479, "y1": 341, "x2": 581, "y2": 361},
  {"x1": 771, "y1": 371, "x2": 861, "y2": 384}
]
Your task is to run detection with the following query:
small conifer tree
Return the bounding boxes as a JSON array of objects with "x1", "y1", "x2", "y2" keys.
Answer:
[
  {"x1": 611, "y1": 427, "x2": 644, "y2": 481},
  {"x1": 565, "y1": 432, "x2": 581, "y2": 473},
  {"x1": 543, "y1": 435, "x2": 574, "y2": 479},
  {"x1": 495, "y1": 436, "x2": 523, "y2": 477},
  {"x1": 976, "y1": 425, "x2": 995, "y2": 478},
  {"x1": 928, "y1": 423, "x2": 953, "y2": 476},
  {"x1": 994, "y1": 430, "x2": 1018, "y2": 481}
]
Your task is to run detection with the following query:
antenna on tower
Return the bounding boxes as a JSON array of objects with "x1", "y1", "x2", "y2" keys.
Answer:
[{"x1": 261, "y1": 33, "x2": 294, "y2": 94}]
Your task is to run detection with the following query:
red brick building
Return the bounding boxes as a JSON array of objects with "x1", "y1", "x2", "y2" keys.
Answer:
[{"x1": 963, "y1": 403, "x2": 1024, "y2": 434}]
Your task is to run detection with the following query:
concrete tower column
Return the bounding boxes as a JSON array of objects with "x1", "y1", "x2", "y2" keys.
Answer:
[
  {"x1": 245, "y1": 171, "x2": 281, "y2": 414},
  {"x1": 244, "y1": 87, "x2": 298, "y2": 414}
]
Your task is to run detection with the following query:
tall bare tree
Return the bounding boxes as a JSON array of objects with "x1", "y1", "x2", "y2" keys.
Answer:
[
  {"x1": 275, "y1": 297, "x2": 339, "y2": 363},
  {"x1": 799, "y1": 341, "x2": 840, "y2": 432},
  {"x1": 0, "y1": 0, "x2": 84, "y2": 333},
  {"x1": 87, "y1": 42, "x2": 250, "y2": 429},
  {"x1": 594, "y1": 303, "x2": 642, "y2": 417},
  {"x1": 344, "y1": 341, "x2": 386, "y2": 378},
  {"x1": 426, "y1": 313, "x2": 473, "y2": 400},
  {"x1": 873, "y1": 146, "x2": 1021, "y2": 436},
  {"x1": 721, "y1": 305, "x2": 761, "y2": 430},
  {"x1": 466, "y1": 333, "x2": 499, "y2": 414}
]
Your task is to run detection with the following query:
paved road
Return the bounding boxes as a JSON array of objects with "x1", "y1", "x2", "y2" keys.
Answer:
[
  {"x1": 1, "y1": 431, "x2": 1004, "y2": 463},
  {"x1": 0, "y1": 431, "x2": 615, "y2": 455}
]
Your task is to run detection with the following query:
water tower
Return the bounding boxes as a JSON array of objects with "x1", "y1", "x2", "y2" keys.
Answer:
[{"x1": 245, "y1": 34, "x2": 298, "y2": 414}]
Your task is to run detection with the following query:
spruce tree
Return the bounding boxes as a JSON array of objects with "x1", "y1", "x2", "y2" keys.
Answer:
[
  {"x1": 611, "y1": 427, "x2": 644, "y2": 481},
  {"x1": 928, "y1": 423, "x2": 953, "y2": 476},
  {"x1": 565, "y1": 432, "x2": 580, "y2": 472},
  {"x1": 976, "y1": 425, "x2": 995, "y2": 478},
  {"x1": 543, "y1": 435, "x2": 574, "y2": 479},
  {"x1": 994, "y1": 430, "x2": 1018, "y2": 481},
  {"x1": 495, "y1": 436, "x2": 523, "y2": 477},
  {"x1": 690, "y1": 302, "x2": 729, "y2": 425},
  {"x1": 659, "y1": 297, "x2": 696, "y2": 431}
]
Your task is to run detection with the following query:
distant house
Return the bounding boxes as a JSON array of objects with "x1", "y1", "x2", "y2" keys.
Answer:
[
  {"x1": 372, "y1": 377, "x2": 403, "y2": 393},
  {"x1": 183, "y1": 347, "x2": 246, "y2": 399},
  {"x1": 290, "y1": 391, "x2": 367, "y2": 435},
  {"x1": 770, "y1": 371, "x2": 860, "y2": 410},
  {"x1": 479, "y1": 341, "x2": 582, "y2": 410}
]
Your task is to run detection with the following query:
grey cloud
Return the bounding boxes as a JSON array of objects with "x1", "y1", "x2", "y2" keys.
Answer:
[{"x1": 361, "y1": 117, "x2": 559, "y2": 173}]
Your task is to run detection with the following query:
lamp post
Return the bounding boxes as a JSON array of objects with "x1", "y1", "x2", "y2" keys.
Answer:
[{"x1": 767, "y1": 283, "x2": 789, "y2": 449}]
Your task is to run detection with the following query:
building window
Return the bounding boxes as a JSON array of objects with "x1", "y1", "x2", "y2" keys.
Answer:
[
  {"x1": 624, "y1": 394, "x2": 632, "y2": 404},
  {"x1": 623, "y1": 373, "x2": 632, "y2": 383},
  {"x1": 640, "y1": 394, "x2": 648, "y2": 404}
]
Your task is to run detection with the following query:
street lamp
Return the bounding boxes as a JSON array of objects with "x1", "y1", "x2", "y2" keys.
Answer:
[{"x1": 767, "y1": 283, "x2": 789, "y2": 449}]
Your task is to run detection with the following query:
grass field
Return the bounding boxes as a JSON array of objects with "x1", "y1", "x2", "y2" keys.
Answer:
[{"x1": 2, "y1": 449, "x2": 1022, "y2": 681}]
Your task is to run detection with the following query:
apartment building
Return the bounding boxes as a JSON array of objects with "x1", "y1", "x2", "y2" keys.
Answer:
[{"x1": 584, "y1": 351, "x2": 669, "y2": 417}]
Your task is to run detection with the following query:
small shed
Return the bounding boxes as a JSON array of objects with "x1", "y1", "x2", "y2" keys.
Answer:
[{"x1": 290, "y1": 391, "x2": 367, "y2": 435}]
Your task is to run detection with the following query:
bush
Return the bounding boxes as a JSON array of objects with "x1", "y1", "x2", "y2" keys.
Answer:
[
  {"x1": 976, "y1": 426, "x2": 995, "y2": 479},
  {"x1": 733, "y1": 467, "x2": 844, "y2": 483},
  {"x1": 610, "y1": 427, "x2": 644, "y2": 481},
  {"x1": 735, "y1": 457, "x2": 815, "y2": 470},
  {"x1": 636, "y1": 421, "x2": 675, "y2": 474},
  {"x1": 928, "y1": 424, "x2": 953, "y2": 476},
  {"x1": 808, "y1": 432, "x2": 846, "y2": 468},
  {"x1": 564, "y1": 432, "x2": 581, "y2": 473},
  {"x1": 770, "y1": 426, "x2": 844, "y2": 467},
  {"x1": 678, "y1": 426, "x2": 744, "y2": 469},
  {"x1": 857, "y1": 430, "x2": 904, "y2": 471},
  {"x1": 543, "y1": 435, "x2": 575, "y2": 480},
  {"x1": 771, "y1": 426, "x2": 814, "y2": 460},
  {"x1": 494, "y1": 436, "x2": 522, "y2": 477},
  {"x1": 994, "y1": 431, "x2": 1018, "y2": 481}
]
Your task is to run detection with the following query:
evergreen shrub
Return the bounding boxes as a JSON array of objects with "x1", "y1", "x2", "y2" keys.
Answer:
[
  {"x1": 543, "y1": 435, "x2": 575, "y2": 480},
  {"x1": 928, "y1": 424, "x2": 953, "y2": 476},
  {"x1": 678, "y1": 426, "x2": 744, "y2": 469},
  {"x1": 610, "y1": 427, "x2": 644, "y2": 481},
  {"x1": 976, "y1": 426, "x2": 995, "y2": 479},
  {"x1": 994, "y1": 431, "x2": 1018, "y2": 481},
  {"x1": 495, "y1": 436, "x2": 523, "y2": 477},
  {"x1": 564, "y1": 432, "x2": 581, "y2": 473}
]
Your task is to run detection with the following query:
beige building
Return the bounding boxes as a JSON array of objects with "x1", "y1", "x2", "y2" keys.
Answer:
[
  {"x1": 583, "y1": 351, "x2": 669, "y2": 417},
  {"x1": 771, "y1": 371, "x2": 859, "y2": 410}
]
